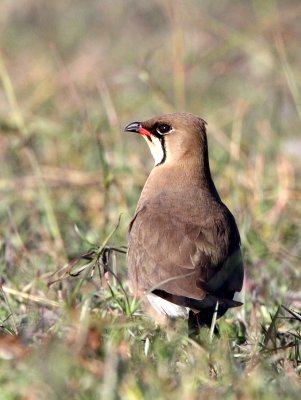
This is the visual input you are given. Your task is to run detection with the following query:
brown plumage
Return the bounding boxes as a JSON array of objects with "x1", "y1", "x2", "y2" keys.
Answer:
[{"x1": 125, "y1": 112, "x2": 244, "y2": 332}]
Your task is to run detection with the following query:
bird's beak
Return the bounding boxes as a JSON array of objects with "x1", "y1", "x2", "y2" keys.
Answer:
[{"x1": 124, "y1": 121, "x2": 151, "y2": 137}]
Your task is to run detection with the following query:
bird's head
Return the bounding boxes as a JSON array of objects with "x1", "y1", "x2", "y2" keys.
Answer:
[{"x1": 124, "y1": 112, "x2": 207, "y2": 167}]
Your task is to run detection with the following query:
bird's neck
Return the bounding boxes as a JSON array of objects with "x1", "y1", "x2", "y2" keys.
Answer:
[{"x1": 138, "y1": 156, "x2": 221, "y2": 207}]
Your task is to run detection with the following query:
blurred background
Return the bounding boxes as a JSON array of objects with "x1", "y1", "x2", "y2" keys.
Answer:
[
  {"x1": 0, "y1": 0, "x2": 300, "y2": 398},
  {"x1": 1, "y1": 0, "x2": 300, "y2": 291}
]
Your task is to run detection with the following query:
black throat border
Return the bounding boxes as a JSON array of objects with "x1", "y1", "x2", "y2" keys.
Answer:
[{"x1": 156, "y1": 136, "x2": 166, "y2": 166}]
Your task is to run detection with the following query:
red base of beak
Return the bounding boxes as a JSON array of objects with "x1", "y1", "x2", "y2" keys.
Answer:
[{"x1": 139, "y1": 127, "x2": 151, "y2": 137}]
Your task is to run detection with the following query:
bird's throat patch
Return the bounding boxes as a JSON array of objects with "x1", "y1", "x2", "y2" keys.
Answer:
[{"x1": 143, "y1": 135, "x2": 166, "y2": 166}]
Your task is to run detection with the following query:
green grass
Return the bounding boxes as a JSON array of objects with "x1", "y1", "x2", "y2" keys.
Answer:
[{"x1": 0, "y1": 1, "x2": 301, "y2": 398}]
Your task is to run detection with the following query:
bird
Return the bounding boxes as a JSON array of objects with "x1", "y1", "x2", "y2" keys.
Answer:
[{"x1": 124, "y1": 112, "x2": 244, "y2": 333}]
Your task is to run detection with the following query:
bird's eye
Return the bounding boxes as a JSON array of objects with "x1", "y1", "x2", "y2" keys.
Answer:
[{"x1": 156, "y1": 124, "x2": 172, "y2": 135}]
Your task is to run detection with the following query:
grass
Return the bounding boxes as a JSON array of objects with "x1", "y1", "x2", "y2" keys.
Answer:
[{"x1": 0, "y1": 1, "x2": 301, "y2": 398}]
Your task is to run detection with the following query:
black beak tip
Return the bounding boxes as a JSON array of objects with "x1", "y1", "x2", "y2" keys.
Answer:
[{"x1": 124, "y1": 121, "x2": 141, "y2": 133}]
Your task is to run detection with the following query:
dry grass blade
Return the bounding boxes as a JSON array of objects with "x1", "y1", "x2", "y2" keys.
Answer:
[
  {"x1": 1, "y1": 285, "x2": 61, "y2": 308},
  {"x1": 0, "y1": 50, "x2": 28, "y2": 136},
  {"x1": 281, "y1": 305, "x2": 301, "y2": 323}
]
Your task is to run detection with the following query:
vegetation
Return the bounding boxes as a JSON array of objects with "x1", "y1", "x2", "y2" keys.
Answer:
[{"x1": 0, "y1": 1, "x2": 300, "y2": 398}]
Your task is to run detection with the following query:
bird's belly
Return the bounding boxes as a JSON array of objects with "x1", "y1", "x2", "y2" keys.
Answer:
[{"x1": 147, "y1": 293, "x2": 189, "y2": 319}]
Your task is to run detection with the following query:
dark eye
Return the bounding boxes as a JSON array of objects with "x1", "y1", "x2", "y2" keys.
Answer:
[{"x1": 156, "y1": 124, "x2": 172, "y2": 135}]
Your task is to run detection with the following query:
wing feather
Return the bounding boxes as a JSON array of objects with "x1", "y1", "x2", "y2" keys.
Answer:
[{"x1": 128, "y1": 193, "x2": 243, "y2": 301}]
